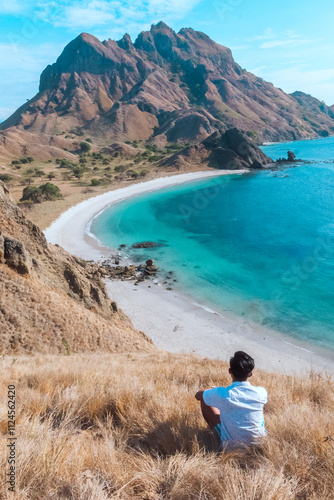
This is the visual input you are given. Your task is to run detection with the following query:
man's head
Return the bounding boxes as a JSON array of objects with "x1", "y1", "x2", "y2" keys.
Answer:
[{"x1": 229, "y1": 351, "x2": 255, "y2": 381}]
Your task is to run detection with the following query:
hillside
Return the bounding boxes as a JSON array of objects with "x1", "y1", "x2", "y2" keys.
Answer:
[
  {"x1": 1, "y1": 352, "x2": 333, "y2": 498},
  {"x1": 1, "y1": 21, "x2": 334, "y2": 162},
  {"x1": 160, "y1": 127, "x2": 273, "y2": 170},
  {"x1": 0, "y1": 180, "x2": 153, "y2": 354}
]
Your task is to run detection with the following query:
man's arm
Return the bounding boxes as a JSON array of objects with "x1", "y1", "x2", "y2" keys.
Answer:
[{"x1": 195, "y1": 387, "x2": 216, "y2": 401}]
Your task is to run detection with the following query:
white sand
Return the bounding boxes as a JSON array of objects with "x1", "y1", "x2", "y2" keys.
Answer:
[{"x1": 44, "y1": 171, "x2": 334, "y2": 375}]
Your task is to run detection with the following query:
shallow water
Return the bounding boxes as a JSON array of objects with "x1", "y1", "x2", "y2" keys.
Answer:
[{"x1": 91, "y1": 136, "x2": 334, "y2": 350}]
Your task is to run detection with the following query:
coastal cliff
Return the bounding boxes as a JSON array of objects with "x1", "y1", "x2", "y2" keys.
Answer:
[{"x1": 0, "y1": 180, "x2": 153, "y2": 354}]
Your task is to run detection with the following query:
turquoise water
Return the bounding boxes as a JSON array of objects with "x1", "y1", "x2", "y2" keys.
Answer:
[{"x1": 91, "y1": 136, "x2": 334, "y2": 350}]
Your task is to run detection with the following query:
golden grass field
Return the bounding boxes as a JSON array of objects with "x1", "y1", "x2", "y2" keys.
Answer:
[{"x1": 1, "y1": 352, "x2": 334, "y2": 499}]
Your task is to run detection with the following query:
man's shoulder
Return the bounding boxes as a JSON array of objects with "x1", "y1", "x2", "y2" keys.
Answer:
[
  {"x1": 247, "y1": 384, "x2": 268, "y2": 401},
  {"x1": 231, "y1": 382, "x2": 267, "y2": 401}
]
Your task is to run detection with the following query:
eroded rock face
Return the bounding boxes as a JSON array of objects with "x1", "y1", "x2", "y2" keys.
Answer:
[
  {"x1": 64, "y1": 265, "x2": 86, "y2": 298},
  {"x1": 4, "y1": 237, "x2": 32, "y2": 275},
  {"x1": 0, "y1": 232, "x2": 4, "y2": 263}
]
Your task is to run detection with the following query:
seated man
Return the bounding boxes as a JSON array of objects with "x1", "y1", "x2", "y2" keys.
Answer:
[{"x1": 195, "y1": 351, "x2": 267, "y2": 450}]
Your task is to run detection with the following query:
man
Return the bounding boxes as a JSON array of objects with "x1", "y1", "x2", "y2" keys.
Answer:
[{"x1": 195, "y1": 351, "x2": 267, "y2": 450}]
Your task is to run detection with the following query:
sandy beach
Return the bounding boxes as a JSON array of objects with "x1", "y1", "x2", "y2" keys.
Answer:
[{"x1": 44, "y1": 170, "x2": 334, "y2": 375}]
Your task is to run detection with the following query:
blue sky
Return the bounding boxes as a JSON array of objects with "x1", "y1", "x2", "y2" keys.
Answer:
[{"x1": 1, "y1": 0, "x2": 334, "y2": 122}]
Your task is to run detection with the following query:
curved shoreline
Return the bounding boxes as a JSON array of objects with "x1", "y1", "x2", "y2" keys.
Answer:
[
  {"x1": 45, "y1": 171, "x2": 241, "y2": 260},
  {"x1": 44, "y1": 170, "x2": 334, "y2": 375}
]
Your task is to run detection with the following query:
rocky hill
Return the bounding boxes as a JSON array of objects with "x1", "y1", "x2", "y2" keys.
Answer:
[
  {"x1": 0, "y1": 180, "x2": 153, "y2": 354},
  {"x1": 1, "y1": 21, "x2": 334, "y2": 158},
  {"x1": 160, "y1": 127, "x2": 273, "y2": 170}
]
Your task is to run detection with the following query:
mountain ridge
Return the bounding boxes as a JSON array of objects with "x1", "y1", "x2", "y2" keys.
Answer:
[{"x1": 1, "y1": 22, "x2": 334, "y2": 153}]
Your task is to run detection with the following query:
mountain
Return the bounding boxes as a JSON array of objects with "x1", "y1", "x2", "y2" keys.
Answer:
[
  {"x1": 160, "y1": 127, "x2": 272, "y2": 170},
  {"x1": 1, "y1": 22, "x2": 334, "y2": 149},
  {"x1": 0, "y1": 180, "x2": 153, "y2": 354}
]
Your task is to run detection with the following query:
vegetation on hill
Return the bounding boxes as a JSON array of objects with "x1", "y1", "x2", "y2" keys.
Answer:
[
  {"x1": 0, "y1": 353, "x2": 333, "y2": 499},
  {"x1": 20, "y1": 182, "x2": 62, "y2": 203}
]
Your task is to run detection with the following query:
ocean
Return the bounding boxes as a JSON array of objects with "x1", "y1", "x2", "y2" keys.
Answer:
[{"x1": 90, "y1": 136, "x2": 334, "y2": 350}]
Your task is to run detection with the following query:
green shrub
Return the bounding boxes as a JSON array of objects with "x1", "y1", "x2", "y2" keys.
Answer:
[
  {"x1": 80, "y1": 142, "x2": 91, "y2": 153},
  {"x1": 33, "y1": 169, "x2": 45, "y2": 177},
  {"x1": 20, "y1": 186, "x2": 42, "y2": 203},
  {"x1": 115, "y1": 165, "x2": 126, "y2": 173},
  {"x1": 90, "y1": 178, "x2": 100, "y2": 186},
  {"x1": 0, "y1": 174, "x2": 12, "y2": 183},
  {"x1": 20, "y1": 183, "x2": 62, "y2": 203},
  {"x1": 72, "y1": 167, "x2": 84, "y2": 179}
]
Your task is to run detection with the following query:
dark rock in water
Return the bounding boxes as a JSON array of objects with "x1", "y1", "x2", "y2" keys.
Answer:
[
  {"x1": 120, "y1": 244, "x2": 126, "y2": 248},
  {"x1": 132, "y1": 241, "x2": 161, "y2": 249},
  {"x1": 276, "y1": 151, "x2": 302, "y2": 163},
  {"x1": 144, "y1": 258, "x2": 159, "y2": 276}
]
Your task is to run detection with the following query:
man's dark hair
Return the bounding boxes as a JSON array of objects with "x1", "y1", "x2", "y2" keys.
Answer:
[{"x1": 230, "y1": 351, "x2": 255, "y2": 381}]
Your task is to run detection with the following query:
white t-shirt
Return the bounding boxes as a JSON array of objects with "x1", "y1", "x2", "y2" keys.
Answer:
[{"x1": 203, "y1": 381, "x2": 267, "y2": 448}]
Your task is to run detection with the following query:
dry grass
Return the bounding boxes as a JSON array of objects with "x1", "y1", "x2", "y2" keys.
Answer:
[
  {"x1": 0, "y1": 266, "x2": 152, "y2": 355},
  {"x1": 1, "y1": 352, "x2": 334, "y2": 499}
]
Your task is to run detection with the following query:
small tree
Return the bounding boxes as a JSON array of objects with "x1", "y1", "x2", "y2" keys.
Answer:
[
  {"x1": 48, "y1": 172, "x2": 56, "y2": 181},
  {"x1": 20, "y1": 183, "x2": 62, "y2": 203},
  {"x1": 73, "y1": 167, "x2": 84, "y2": 179},
  {"x1": 80, "y1": 142, "x2": 91, "y2": 153},
  {"x1": 20, "y1": 186, "x2": 42, "y2": 203},
  {"x1": 39, "y1": 183, "x2": 62, "y2": 200},
  {"x1": 34, "y1": 169, "x2": 45, "y2": 177}
]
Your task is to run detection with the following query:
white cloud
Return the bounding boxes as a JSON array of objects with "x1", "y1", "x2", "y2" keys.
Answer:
[
  {"x1": 261, "y1": 38, "x2": 322, "y2": 49},
  {"x1": 0, "y1": 41, "x2": 67, "y2": 122},
  {"x1": 54, "y1": 1, "x2": 116, "y2": 28},
  {"x1": 247, "y1": 28, "x2": 276, "y2": 42},
  {"x1": 51, "y1": 0, "x2": 203, "y2": 30},
  {"x1": 0, "y1": 0, "x2": 24, "y2": 13}
]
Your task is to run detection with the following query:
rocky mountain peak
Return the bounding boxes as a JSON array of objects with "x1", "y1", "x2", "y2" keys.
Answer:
[
  {"x1": 2, "y1": 22, "x2": 334, "y2": 146},
  {"x1": 117, "y1": 33, "x2": 134, "y2": 51}
]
